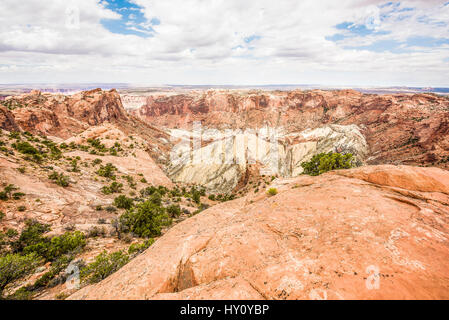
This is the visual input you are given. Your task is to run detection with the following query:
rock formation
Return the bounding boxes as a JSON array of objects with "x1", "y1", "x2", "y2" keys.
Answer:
[
  {"x1": 0, "y1": 105, "x2": 19, "y2": 132},
  {"x1": 69, "y1": 165, "x2": 449, "y2": 300},
  {"x1": 167, "y1": 124, "x2": 368, "y2": 193},
  {"x1": 1, "y1": 89, "x2": 128, "y2": 139},
  {"x1": 1, "y1": 87, "x2": 449, "y2": 300},
  {"x1": 132, "y1": 89, "x2": 449, "y2": 169}
]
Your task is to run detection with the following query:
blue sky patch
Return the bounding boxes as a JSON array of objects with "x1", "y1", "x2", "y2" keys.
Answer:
[
  {"x1": 336, "y1": 22, "x2": 375, "y2": 37},
  {"x1": 244, "y1": 35, "x2": 261, "y2": 43},
  {"x1": 343, "y1": 36, "x2": 449, "y2": 54},
  {"x1": 406, "y1": 36, "x2": 449, "y2": 48},
  {"x1": 101, "y1": 0, "x2": 158, "y2": 38}
]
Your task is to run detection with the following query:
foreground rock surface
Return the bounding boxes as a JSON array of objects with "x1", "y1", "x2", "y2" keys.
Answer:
[{"x1": 69, "y1": 165, "x2": 449, "y2": 300}]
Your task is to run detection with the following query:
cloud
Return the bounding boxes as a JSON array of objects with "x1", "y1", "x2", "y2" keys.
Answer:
[{"x1": 0, "y1": 0, "x2": 448, "y2": 86}]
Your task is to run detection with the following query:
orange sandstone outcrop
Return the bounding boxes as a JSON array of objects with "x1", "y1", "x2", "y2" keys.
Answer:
[
  {"x1": 0, "y1": 105, "x2": 19, "y2": 132},
  {"x1": 69, "y1": 165, "x2": 449, "y2": 300},
  {"x1": 1, "y1": 89, "x2": 127, "y2": 139}
]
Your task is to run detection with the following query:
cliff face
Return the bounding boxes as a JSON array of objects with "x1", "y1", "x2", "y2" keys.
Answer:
[
  {"x1": 1, "y1": 89, "x2": 128, "y2": 139},
  {"x1": 69, "y1": 165, "x2": 449, "y2": 300},
  {"x1": 167, "y1": 124, "x2": 368, "y2": 193},
  {"x1": 0, "y1": 105, "x2": 19, "y2": 132},
  {"x1": 132, "y1": 90, "x2": 449, "y2": 169}
]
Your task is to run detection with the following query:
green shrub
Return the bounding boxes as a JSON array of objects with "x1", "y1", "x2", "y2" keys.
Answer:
[
  {"x1": 11, "y1": 219, "x2": 50, "y2": 252},
  {"x1": 128, "y1": 239, "x2": 154, "y2": 255},
  {"x1": 22, "y1": 231, "x2": 86, "y2": 262},
  {"x1": 102, "y1": 182, "x2": 123, "y2": 195},
  {"x1": 119, "y1": 201, "x2": 171, "y2": 238},
  {"x1": 12, "y1": 192, "x2": 25, "y2": 200},
  {"x1": 166, "y1": 204, "x2": 181, "y2": 218},
  {"x1": 113, "y1": 195, "x2": 134, "y2": 210},
  {"x1": 96, "y1": 163, "x2": 117, "y2": 179},
  {"x1": 301, "y1": 152, "x2": 354, "y2": 176},
  {"x1": 0, "y1": 184, "x2": 19, "y2": 201},
  {"x1": 45, "y1": 231, "x2": 86, "y2": 260},
  {"x1": 48, "y1": 171, "x2": 70, "y2": 187},
  {"x1": 0, "y1": 211, "x2": 4, "y2": 220},
  {"x1": 105, "y1": 205, "x2": 117, "y2": 213},
  {"x1": 5, "y1": 229, "x2": 18, "y2": 238},
  {"x1": 87, "y1": 138, "x2": 107, "y2": 152},
  {"x1": 157, "y1": 185, "x2": 168, "y2": 196},
  {"x1": 140, "y1": 186, "x2": 158, "y2": 197},
  {"x1": 32, "y1": 254, "x2": 74, "y2": 289},
  {"x1": 0, "y1": 253, "x2": 41, "y2": 296},
  {"x1": 208, "y1": 194, "x2": 216, "y2": 201},
  {"x1": 123, "y1": 175, "x2": 136, "y2": 189},
  {"x1": 41, "y1": 140, "x2": 62, "y2": 160},
  {"x1": 80, "y1": 250, "x2": 129, "y2": 284},
  {"x1": 149, "y1": 191, "x2": 162, "y2": 206},
  {"x1": 219, "y1": 194, "x2": 235, "y2": 202},
  {"x1": 267, "y1": 188, "x2": 278, "y2": 196},
  {"x1": 17, "y1": 206, "x2": 26, "y2": 212},
  {"x1": 87, "y1": 226, "x2": 106, "y2": 238},
  {"x1": 192, "y1": 191, "x2": 201, "y2": 204},
  {"x1": 12, "y1": 141, "x2": 39, "y2": 155},
  {"x1": 9, "y1": 131, "x2": 21, "y2": 139},
  {"x1": 12, "y1": 220, "x2": 86, "y2": 262},
  {"x1": 6, "y1": 286, "x2": 35, "y2": 300},
  {"x1": 70, "y1": 159, "x2": 80, "y2": 172}
]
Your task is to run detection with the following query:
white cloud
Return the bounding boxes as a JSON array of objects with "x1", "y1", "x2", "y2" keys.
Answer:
[{"x1": 0, "y1": 0, "x2": 447, "y2": 86}]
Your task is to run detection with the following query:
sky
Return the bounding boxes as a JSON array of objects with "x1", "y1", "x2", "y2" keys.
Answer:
[{"x1": 0, "y1": 0, "x2": 448, "y2": 86}]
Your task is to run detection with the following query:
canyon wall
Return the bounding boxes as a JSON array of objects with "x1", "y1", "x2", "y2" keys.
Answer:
[{"x1": 132, "y1": 89, "x2": 449, "y2": 169}]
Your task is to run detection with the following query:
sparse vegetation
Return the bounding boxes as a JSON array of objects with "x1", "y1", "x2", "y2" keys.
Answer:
[
  {"x1": 113, "y1": 195, "x2": 134, "y2": 209},
  {"x1": 0, "y1": 184, "x2": 20, "y2": 201},
  {"x1": 301, "y1": 152, "x2": 354, "y2": 176},
  {"x1": 166, "y1": 204, "x2": 181, "y2": 218},
  {"x1": 49, "y1": 171, "x2": 70, "y2": 187},
  {"x1": 0, "y1": 253, "x2": 41, "y2": 297},
  {"x1": 87, "y1": 226, "x2": 106, "y2": 238},
  {"x1": 102, "y1": 182, "x2": 123, "y2": 195},
  {"x1": 80, "y1": 250, "x2": 129, "y2": 284},
  {"x1": 11, "y1": 219, "x2": 86, "y2": 262},
  {"x1": 118, "y1": 200, "x2": 171, "y2": 238},
  {"x1": 96, "y1": 163, "x2": 118, "y2": 179},
  {"x1": 267, "y1": 188, "x2": 278, "y2": 196},
  {"x1": 128, "y1": 239, "x2": 154, "y2": 255}
]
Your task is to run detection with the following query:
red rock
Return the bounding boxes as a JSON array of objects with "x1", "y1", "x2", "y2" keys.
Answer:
[
  {"x1": 1, "y1": 89, "x2": 128, "y2": 139},
  {"x1": 69, "y1": 165, "x2": 449, "y2": 300},
  {"x1": 0, "y1": 105, "x2": 19, "y2": 132},
  {"x1": 132, "y1": 90, "x2": 449, "y2": 169}
]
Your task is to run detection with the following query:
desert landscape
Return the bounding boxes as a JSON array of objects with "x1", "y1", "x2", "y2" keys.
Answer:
[
  {"x1": 1, "y1": 87, "x2": 449, "y2": 300},
  {"x1": 1, "y1": 0, "x2": 449, "y2": 303}
]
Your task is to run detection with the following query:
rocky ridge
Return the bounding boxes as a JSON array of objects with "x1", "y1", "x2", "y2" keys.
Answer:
[
  {"x1": 133, "y1": 89, "x2": 449, "y2": 169},
  {"x1": 70, "y1": 165, "x2": 449, "y2": 300}
]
